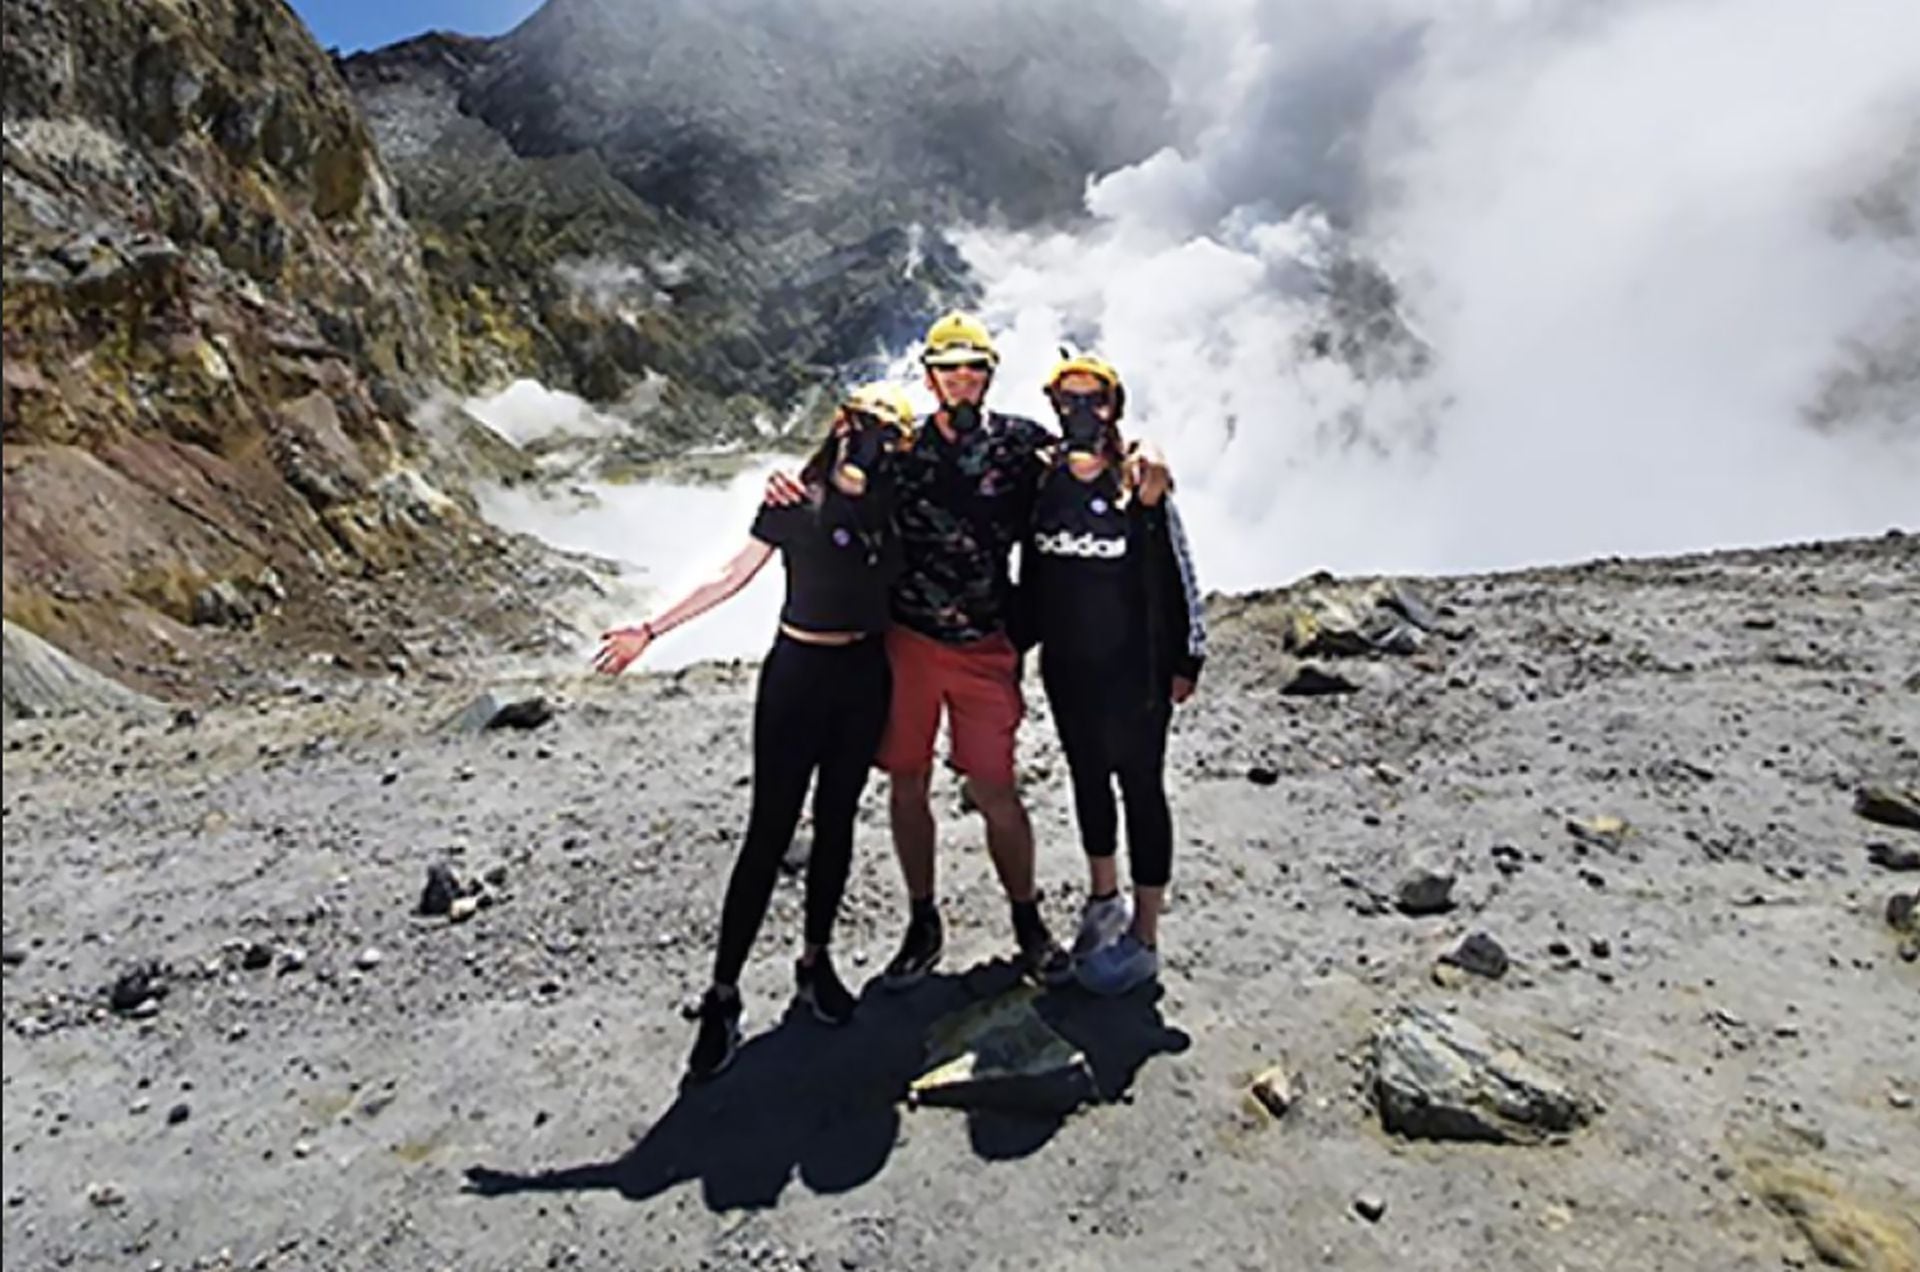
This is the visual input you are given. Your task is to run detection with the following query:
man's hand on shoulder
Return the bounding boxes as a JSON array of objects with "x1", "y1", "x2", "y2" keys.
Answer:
[
  {"x1": 764, "y1": 469, "x2": 806, "y2": 507},
  {"x1": 1128, "y1": 438, "x2": 1173, "y2": 506}
]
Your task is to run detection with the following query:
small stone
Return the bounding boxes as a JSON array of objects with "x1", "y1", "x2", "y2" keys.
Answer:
[
  {"x1": 130, "y1": 1098, "x2": 151, "y2": 1115},
  {"x1": 108, "y1": 962, "x2": 168, "y2": 1013},
  {"x1": 1283, "y1": 666, "x2": 1360, "y2": 697},
  {"x1": 1889, "y1": 1090, "x2": 1913, "y2": 1110},
  {"x1": 129, "y1": 997, "x2": 162, "y2": 1019},
  {"x1": 293, "y1": 1140, "x2": 313, "y2": 1158},
  {"x1": 240, "y1": 943, "x2": 274, "y2": 972},
  {"x1": 448, "y1": 895, "x2": 481, "y2": 923},
  {"x1": 1883, "y1": 890, "x2": 1914, "y2": 933},
  {"x1": 419, "y1": 864, "x2": 460, "y2": 917},
  {"x1": 1866, "y1": 841, "x2": 1920, "y2": 872},
  {"x1": 279, "y1": 947, "x2": 308, "y2": 974},
  {"x1": 1395, "y1": 865, "x2": 1456, "y2": 916},
  {"x1": 355, "y1": 948, "x2": 383, "y2": 971},
  {"x1": 226, "y1": 1024, "x2": 249, "y2": 1042},
  {"x1": 1548, "y1": 940, "x2": 1573, "y2": 958},
  {"x1": 1436, "y1": 932, "x2": 1506, "y2": 980},
  {"x1": 1854, "y1": 786, "x2": 1920, "y2": 832},
  {"x1": 1354, "y1": 1194, "x2": 1387, "y2": 1223},
  {"x1": 1588, "y1": 937, "x2": 1612, "y2": 960},
  {"x1": 86, "y1": 1182, "x2": 126, "y2": 1207},
  {"x1": 2, "y1": 945, "x2": 26, "y2": 968},
  {"x1": 1248, "y1": 1065, "x2": 1296, "y2": 1118},
  {"x1": 1566, "y1": 815, "x2": 1628, "y2": 852},
  {"x1": 1246, "y1": 766, "x2": 1280, "y2": 787},
  {"x1": 167, "y1": 1103, "x2": 190, "y2": 1125},
  {"x1": 483, "y1": 865, "x2": 509, "y2": 888}
]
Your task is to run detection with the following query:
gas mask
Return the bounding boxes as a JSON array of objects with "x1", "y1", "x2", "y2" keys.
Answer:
[
  {"x1": 943, "y1": 401, "x2": 983, "y2": 437},
  {"x1": 840, "y1": 412, "x2": 902, "y2": 477},
  {"x1": 1053, "y1": 389, "x2": 1111, "y2": 457}
]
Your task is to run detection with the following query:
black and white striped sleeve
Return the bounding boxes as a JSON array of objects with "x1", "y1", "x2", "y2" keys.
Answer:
[{"x1": 1164, "y1": 497, "x2": 1206, "y2": 679}]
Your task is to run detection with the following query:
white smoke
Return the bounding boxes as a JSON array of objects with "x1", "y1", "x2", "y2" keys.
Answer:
[
  {"x1": 473, "y1": 0, "x2": 1920, "y2": 668},
  {"x1": 467, "y1": 379, "x2": 635, "y2": 448},
  {"x1": 475, "y1": 455, "x2": 797, "y2": 670},
  {"x1": 967, "y1": 0, "x2": 1920, "y2": 589}
]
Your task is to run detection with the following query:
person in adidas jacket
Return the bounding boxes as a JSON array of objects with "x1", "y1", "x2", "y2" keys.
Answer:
[{"x1": 1017, "y1": 353, "x2": 1206, "y2": 996}]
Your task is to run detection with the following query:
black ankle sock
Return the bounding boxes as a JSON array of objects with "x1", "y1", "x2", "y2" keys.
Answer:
[
  {"x1": 1011, "y1": 899, "x2": 1046, "y2": 944},
  {"x1": 1090, "y1": 889, "x2": 1120, "y2": 903},
  {"x1": 911, "y1": 896, "x2": 938, "y2": 924}
]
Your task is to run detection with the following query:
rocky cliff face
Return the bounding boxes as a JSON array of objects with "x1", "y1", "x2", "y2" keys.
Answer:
[
  {"x1": 1, "y1": 0, "x2": 568, "y2": 700},
  {"x1": 340, "y1": 0, "x2": 1173, "y2": 461},
  {"x1": 1, "y1": 0, "x2": 1173, "y2": 697}
]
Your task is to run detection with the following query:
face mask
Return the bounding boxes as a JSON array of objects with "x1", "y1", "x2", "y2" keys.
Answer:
[
  {"x1": 1056, "y1": 393, "x2": 1109, "y2": 456},
  {"x1": 944, "y1": 402, "x2": 982, "y2": 436},
  {"x1": 841, "y1": 417, "x2": 898, "y2": 474}
]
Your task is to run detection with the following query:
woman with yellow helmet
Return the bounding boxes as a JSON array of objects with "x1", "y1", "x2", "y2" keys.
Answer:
[
  {"x1": 1023, "y1": 352, "x2": 1207, "y2": 996},
  {"x1": 594, "y1": 383, "x2": 916, "y2": 1080}
]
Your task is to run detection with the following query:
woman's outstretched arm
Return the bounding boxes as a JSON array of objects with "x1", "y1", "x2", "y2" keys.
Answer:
[{"x1": 593, "y1": 537, "x2": 776, "y2": 675}]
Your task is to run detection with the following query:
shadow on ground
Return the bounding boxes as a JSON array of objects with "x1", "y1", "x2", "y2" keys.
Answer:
[{"x1": 463, "y1": 962, "x2": 1190, "y2": 1211}]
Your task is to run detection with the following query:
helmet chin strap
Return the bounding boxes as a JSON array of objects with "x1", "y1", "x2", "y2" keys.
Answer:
[{"x1": 933, "y1": 374, "x2": 992, "y2": 434}]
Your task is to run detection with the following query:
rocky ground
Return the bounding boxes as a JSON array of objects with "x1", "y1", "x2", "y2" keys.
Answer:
[{"x1": 3, "y1": 533, "x2": 1917, "y2": 1271}]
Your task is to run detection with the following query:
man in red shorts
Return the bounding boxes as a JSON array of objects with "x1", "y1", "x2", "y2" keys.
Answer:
[{"x1": 773, "y1": 311, "x2": 1169, "y2": 988}]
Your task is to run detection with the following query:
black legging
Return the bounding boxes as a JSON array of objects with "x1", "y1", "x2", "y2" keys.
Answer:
[
  {"x1": 712, "y1": 633, "x2": 891, "y2": 987},
  {"x1": 1042, "y1": 663, "x2": 1174, "y2": 888}
]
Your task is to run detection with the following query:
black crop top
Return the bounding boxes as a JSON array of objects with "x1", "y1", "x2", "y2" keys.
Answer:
[{"x1": 750, "y1": 480, "x2": 902, "y2": 635}]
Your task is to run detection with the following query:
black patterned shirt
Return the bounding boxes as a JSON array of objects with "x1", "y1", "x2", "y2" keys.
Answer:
[{"x1": 889, "y1": 410, "x2": 1054, "y2": 644}]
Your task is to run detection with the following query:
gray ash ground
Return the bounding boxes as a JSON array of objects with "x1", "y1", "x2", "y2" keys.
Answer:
[{"x1": 4, "y1": 534, "x2": 1917, "y2": 1270}]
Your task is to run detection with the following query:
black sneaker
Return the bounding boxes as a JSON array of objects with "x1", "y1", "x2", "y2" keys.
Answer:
[
  {"x1": 685, "y1": 987, "x2": 742, "y2": 1082},
  {"x1": 1015, "y1": 916, "x2": 1075, "y2": 988},
  {"x1": 795, "y1": 952, "x2": 857, "y2": 1026},
  {"x1": 881, "y1": 908, "x2": 944, "y2": 990}
]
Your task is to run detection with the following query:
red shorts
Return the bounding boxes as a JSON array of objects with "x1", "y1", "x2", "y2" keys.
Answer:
[{"x1": 875, "y1": 626, "x2": 1023, "y2": 785}]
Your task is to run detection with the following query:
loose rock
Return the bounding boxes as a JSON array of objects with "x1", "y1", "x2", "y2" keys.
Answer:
[
  {"x1": 443, "y1": 692, "x2": 555, "y2": 733},
  {"x1": 1854, "y1": 786, "x2": 1920, "y2": 832},
  {"x1": 419, "y1": 863, "x2": 460, "y2": 916},
  {"x1": 1441, "y1": 931, "x2": 1510, "y2": 979},
  {"x1": 1354, "y1": 1194, "x2": 1387, "y2": 1223},
  {"x1": 1395, "y1": 865, "x2": 1456, "y2": 916},
  {"x1": 107, "y1": 963, "x2": 168, "y2": 1014},
  {"x1": 86, "y1": 1182, "x2": 126, "y2": 1208},
  {"x1": 1865, "y1": 841, "x2": 1920, "y2": 872},
  {"x1": 1566, "y1": 815, "x2": 1628, "y2": 852},
  {"x1": 1248, "y1": 1065, "x2": 1297, "y2": 1118},
  {"x1": 1372, "y1": 1005, "x2": 1596, "y2": 1143},
  {"x1": 1282, "y1": 666, "x2": 1360, "y2": 697}
]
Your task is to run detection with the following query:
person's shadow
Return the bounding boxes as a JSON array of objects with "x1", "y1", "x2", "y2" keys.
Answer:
[{"x1": 463, "y1": 964, "x2": 1191, "y2": 1213}]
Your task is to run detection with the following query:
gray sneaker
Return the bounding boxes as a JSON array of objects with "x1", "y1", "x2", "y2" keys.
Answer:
[
  {"x1": 1071, "y1": 894, "x2": 1132, "y2": 961},
  {"x1": 1075, "y1": 932, "x2": 1160, "y2": 996}
]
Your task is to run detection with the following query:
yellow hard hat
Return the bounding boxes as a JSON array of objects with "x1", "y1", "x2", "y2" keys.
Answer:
[
  {"x1": 1045, "y1": 350, "x2": 1127, "y2": 419},
  {"x1": 842, "y1": 381, "x2": 917, "y2": 435},
  {"x1": 1045, "y1": 352, "x2": 1123, "y2": 394},
  {"x1": 920, "y1": 311, "x2": 1000, "y2": 368}
]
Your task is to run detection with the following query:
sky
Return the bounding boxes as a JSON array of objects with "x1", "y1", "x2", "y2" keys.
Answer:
[{"x1": 288, "y1": 0, "x2": 542, "y2": 53}]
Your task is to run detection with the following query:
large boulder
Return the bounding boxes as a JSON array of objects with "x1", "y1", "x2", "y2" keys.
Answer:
[{"x1": 1372, "y1": 1006, "x2": 1596, "y2": 1144}]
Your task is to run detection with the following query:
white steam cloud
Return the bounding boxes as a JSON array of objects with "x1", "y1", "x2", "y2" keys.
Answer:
[
  {"x1": 479, "y1": 0, "x2": 1919, "y2": 666},
  {"x1": 968, "y1": 0, "x2": 1920, "y2": 590}
]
